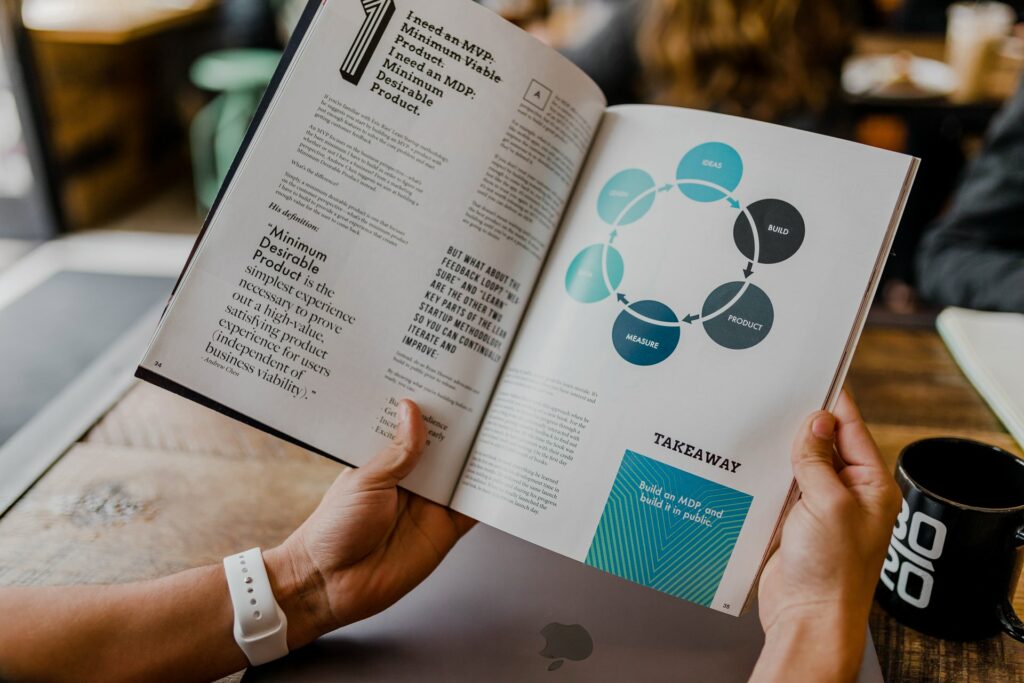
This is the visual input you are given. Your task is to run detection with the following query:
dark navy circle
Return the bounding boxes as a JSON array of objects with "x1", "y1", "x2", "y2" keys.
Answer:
[{"x1": 612, "y1": 300, "x2": 680, "y2": 365}]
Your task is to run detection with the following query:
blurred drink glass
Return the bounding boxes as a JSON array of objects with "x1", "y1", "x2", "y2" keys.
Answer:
[{"x1": 946, "y1": 2, "x2": 1015, "y2": 101}]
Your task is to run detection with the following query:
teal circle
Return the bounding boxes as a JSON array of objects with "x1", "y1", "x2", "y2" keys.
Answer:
[
  {"x1": 597, "y1": 169, "x2": 657, "y2": 225},
  {"x1": 676, "y1": 142, "x2": 743, "y2": 203},
  {"x1": 612, "y1": 300, "x2": 680, "y2": 366},
  {"x1": 701, "y1": 282, "x2": 773, "y2": 350},
  {"x1": 566, "y1": 244, "x2": 624, "y2": 303}
]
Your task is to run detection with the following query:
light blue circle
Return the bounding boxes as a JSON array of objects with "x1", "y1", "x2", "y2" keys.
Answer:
[
  {"x1": 676, "y1": 142, "x2": 743, "y2": 203},
  {"x1": 597, "y1": 169, "x2": 657, "y2": 225},
  {"x1": 566, "y1": 244, "x2": 624, "y2": 303},
  {"x1": 612, "y1": 300, "x2": 680, "y2": 365}
]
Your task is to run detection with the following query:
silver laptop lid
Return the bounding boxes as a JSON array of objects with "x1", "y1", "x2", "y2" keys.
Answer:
[{"x1": 247, "y1": 524, "x2": 883, "y2": 682}]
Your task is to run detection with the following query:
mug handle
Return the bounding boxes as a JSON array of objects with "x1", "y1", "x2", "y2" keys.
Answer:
[{"x1": 999, "y1": 529, "x2": 1024, "y2": 642}]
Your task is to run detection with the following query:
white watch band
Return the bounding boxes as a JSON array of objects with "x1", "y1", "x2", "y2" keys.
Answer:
[{"x1": 223, "y1": 548, "x2": 289, "y2": 666}]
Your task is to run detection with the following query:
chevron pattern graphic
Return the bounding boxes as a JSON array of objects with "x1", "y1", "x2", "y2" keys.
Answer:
[
  {"x1": 585, "y1": 449, "x2": 753, "y2": 607},
  {"x1": 341, "y1": 0, "x2": 396, "y2": 84}
]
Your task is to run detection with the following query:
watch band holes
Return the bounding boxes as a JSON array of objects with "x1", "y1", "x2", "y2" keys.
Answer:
[{"x1": 254, "y1": 610, "x2": 262, "y2": 619}]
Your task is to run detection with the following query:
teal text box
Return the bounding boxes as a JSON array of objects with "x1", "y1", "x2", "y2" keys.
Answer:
[{"x1": 585, "y1": 450, "x2": 753, "y2": 607}]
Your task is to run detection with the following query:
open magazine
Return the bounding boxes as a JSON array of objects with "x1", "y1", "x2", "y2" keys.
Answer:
[{"x1": 138, "y1": 0, "x2": 918, "y2": 615}]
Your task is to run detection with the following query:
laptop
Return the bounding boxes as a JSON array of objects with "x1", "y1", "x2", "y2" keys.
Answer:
[
  {"x1": 0, "y1": 232, "x2": 192, "y2": 514},
  {"x1": 246, "y1": 524, "x2": 885, "y2": 682}
]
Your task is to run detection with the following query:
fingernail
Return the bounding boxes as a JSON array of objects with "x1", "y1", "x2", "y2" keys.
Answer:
[
  {"x1": 398, "y1": 401, "x2": 410, "y2": 426},
  {"x1": 812, "y1": 413, "x2": 835, "y2": 439}
]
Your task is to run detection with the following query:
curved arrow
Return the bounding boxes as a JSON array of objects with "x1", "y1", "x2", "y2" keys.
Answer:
[
  {"x1": 594, "y1": 173, "x2": 765, "y2": 329},
  {"x1": 601, "y1": 187, "x2": 688, "y2": 328},
  {"x1": 671, "y1": 178, "x2": 762, "y2": 323},
  {"x1": 674, "y1": 178, "x2": 760, "y2": 270}
]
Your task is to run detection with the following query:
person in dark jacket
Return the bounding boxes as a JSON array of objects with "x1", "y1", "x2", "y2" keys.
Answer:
[{"x1": 915, "y1": 80, "x2": 1024, "y2": 313}]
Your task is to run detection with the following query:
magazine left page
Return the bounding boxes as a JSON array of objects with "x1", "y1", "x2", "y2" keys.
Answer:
[{"x1": 138, "y1": 0, "x2": 606, "y2": 504}]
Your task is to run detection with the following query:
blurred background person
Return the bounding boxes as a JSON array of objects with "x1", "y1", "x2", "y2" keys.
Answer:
[
  {"x1": 877, "y1": 1, "x2": 1023, "y2": 303},
  {"x1": 915, "y1": 78, "x2": 1024, "y2": 312},
  {"x1": 559, "y1": 0, "x2": 857, "y2": 133}
]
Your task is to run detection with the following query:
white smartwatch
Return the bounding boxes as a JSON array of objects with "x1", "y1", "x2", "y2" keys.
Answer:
[{"x1": 223, "y1": 548, "x2": 289, "y2": 666}]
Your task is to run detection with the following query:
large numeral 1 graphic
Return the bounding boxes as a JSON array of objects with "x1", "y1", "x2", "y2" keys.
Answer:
[{"x1": 340, "y1": 0, "x2": 396, "y2": 84}]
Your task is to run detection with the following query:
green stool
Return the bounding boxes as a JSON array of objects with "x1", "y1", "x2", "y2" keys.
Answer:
[{"x1": 189, "y1": 49, "x2": 282, "y2": 214}]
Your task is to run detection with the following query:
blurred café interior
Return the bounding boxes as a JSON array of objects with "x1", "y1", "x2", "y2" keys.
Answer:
[
  {"x1": 2, "y1": 0, "x2": 1023, "y2": 307},
  {"x1": 0, "y1": 0, "x2": 1023, "y2": 681}
]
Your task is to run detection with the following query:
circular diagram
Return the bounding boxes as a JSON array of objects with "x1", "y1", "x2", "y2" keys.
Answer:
[{"x1": 564, "y1": 141, "x2": 804, "y2": 365}]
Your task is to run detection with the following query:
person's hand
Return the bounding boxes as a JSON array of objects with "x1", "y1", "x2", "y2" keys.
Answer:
[
  {"x1": 751, "y1": 391, "x2": 901, "y2": 683},
  {"x1": 264, "y1": 400, "x2": 475, "y2": 647}
]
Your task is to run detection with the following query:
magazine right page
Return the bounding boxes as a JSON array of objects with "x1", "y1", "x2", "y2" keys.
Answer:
[{"x1": 451, "y1": 104, "x2": 917, "y2": 615}]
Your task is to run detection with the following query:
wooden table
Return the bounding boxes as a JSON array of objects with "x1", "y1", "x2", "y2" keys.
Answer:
[
  {"x1": 0, "y1": 325, "x2": 1021, "y2": 681},
  {"x1": 847, "y1": 327, "x2": 1024, "y2": 682}
]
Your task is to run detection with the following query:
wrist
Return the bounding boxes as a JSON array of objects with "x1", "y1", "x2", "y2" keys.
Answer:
[
  {"x1": 262, "y1": 544, "x2": 335, "y2": 650},
  {"x1": 757, "y1": 605, "x2": 867, "y2": 683}
]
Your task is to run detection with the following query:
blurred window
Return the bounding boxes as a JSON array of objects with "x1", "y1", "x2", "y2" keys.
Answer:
[{"x1": 0, "y1": 0, "x2": 59, "y2": 240}]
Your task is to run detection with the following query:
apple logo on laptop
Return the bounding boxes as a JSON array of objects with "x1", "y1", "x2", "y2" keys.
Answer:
[{"x1": 539, "y1": 622, "x2": 593, "y2": 671}]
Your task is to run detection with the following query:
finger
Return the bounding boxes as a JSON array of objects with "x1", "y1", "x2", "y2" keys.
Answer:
[
  {"x1": 834, "y1": 392, "x2": 900, "y2": 517},
  {"x1": 358, "y1": 399, "x2": 428, "y2": 488},
  {"x1": 833, "y1": 391, "x2": 886, "y2": 472},
  {"x1": 791, "y1": 411, "x2": 847, "y2": 503},
  {"x1": 831, "y1": 444, "x2": 846, "y2": 473}
]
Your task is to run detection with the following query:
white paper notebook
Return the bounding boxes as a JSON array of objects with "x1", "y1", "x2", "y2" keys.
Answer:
[{"x1": 937, "y1": 307, "x2": 1024, "y2": 450}]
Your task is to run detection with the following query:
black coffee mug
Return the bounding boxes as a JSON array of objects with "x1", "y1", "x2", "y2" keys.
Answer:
[{"x1": 876, "y1": 438, "x2": 1024, "y2": 641}]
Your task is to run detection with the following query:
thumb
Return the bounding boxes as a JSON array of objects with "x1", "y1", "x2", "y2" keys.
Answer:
[
  {"x1": 358, "y1": 400, "x2": 428, "y2": 489},
  {"x1": 791, "y1": 411, "x2": 846, "y2": 503}
]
